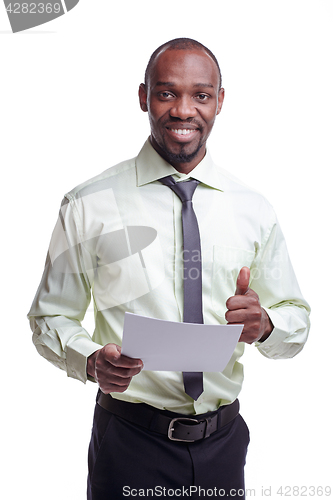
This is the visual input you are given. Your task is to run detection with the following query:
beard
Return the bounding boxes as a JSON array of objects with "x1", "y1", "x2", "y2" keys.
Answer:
[{"x1": 162, "y1": 141, "x2": 204, "y2": 164}]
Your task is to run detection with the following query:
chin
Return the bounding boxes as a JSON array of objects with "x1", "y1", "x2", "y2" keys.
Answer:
[{"x1": 164, "y1": 142, "x2": 204, "y2": 164}]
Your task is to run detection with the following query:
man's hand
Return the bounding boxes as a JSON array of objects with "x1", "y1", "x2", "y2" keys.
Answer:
[
  {"x1": 225, "y1": 267, "x2": 273, "y2": 344},
  {"x1": 87, "y1": 344, "x2": 143, "y2": 394}
]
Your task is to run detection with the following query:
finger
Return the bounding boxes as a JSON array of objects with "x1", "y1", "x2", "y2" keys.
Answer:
[
  {"x1": 235, "y1": 266, "x2": 250, "y2": 295},
  {"x1": 111, "y1": 353, "x2": 143, "y2": 369},
  {"x1": 225, "y1": 308, "x2": 247, "y2": 324},
  {"x1": 104, "y1": 373, "x2": 134, "y2": 386},
  {"x1": 99, "y1": 377, "x2": 132, "y2": 394},
  {"x1": 226, "y1": 295, "x2": 249, "y2": 311},
  {"x1": 226, "y1": 291, "x2": 258, "y2": 311},
  {"x1": 100, "y1": 382, "x2": 131, "y2": 394},
  {"x1": 96, "y1": 364, "x2": 143, "y2": 393},
  {"x1": 103, "y1": 344, "x2": 143, "y2": 369},
  {"x1": 106, "y1": 364, "x2": 143, "y2": 379}
]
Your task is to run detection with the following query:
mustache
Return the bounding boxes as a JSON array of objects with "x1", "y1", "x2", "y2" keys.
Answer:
[{"x1": 162, "y1": 118, "x2": 204, "y2": 131}]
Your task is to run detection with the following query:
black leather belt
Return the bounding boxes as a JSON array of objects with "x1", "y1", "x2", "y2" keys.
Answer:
[{"x1": 97, "y1": 390, "x2": 239, "y2": 443}]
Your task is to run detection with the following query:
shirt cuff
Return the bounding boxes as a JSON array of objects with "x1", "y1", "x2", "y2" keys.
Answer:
[
  {"x1": 66, "y1": 337, "x2": 102, "y2": 383},
  {"x1": 255, "y1": 307, "x2": 290, "y2": 359}
]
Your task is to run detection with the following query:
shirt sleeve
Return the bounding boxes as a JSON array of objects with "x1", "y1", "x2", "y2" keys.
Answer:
[
  {"x1": 28, "y1": 197, "x2": 102, "y2": 383},
  {"x1": 251, "y1": 210, "x2": 311, "y2": 359}
]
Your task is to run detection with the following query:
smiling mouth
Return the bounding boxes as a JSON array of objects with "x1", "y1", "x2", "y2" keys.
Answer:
[
  {"x1": 166, "y1": 127, "x2": 200, "y2": 140},
  {"x1": 169, "y1": 128, "x2": 195, "y2": 136}
]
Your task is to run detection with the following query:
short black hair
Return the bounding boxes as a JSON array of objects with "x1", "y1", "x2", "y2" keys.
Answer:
[{"x1": 144, "y1": 38, "x2": 222, "y2": 90}]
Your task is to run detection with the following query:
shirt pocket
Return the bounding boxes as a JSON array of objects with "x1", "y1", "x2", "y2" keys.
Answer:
[{"x1": 211, "y1": 245, "x2": 256, "y2": 318}]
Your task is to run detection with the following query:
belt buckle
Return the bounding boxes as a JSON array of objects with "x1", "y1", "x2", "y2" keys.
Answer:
[{"x1": 168, "y1": 417, "x2": 199, "y2": 442}]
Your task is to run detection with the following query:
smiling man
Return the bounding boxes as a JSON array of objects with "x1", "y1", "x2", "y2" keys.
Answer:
[{"x1": 28, "y1": 38, "x2": 310, "y2": 500}]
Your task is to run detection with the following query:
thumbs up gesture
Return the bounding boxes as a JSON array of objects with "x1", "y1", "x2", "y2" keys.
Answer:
[{"x1": 225, "y1": 267, "x2": 273, "y2": 344}]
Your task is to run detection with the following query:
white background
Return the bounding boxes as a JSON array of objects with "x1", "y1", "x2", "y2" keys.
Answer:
[{"x1": 1, "y1": 1, "x2": 332, "y2": 498}]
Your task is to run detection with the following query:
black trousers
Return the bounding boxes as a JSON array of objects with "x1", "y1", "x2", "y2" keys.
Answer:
[{"x1": 87, "y1": 401, "x2": 250, "y2": 500}]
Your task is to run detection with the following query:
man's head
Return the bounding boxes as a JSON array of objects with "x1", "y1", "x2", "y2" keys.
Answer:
[
  {"x1": 144, "y1": 38, "x2": 223, "y2": 91},
  {"x1": 139, "y1": 38, "x2": 225, "y2": 174}
]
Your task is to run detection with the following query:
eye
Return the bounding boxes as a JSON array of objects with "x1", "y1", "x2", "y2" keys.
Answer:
[
  {"x1": 196, "y1": 93, "x2": 210, "y2": 101},
  {"x1": 158, "y1": 91, "x2": 175, "y2": 100}
]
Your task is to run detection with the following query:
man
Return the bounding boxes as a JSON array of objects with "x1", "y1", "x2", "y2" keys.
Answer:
[{"x1": 28, "y1": 38, "x2": 310, "y2": 499}]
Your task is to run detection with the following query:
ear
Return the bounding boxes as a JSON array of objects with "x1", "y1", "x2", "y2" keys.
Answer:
[
  {"x1": 216, "y1": 88, "x2": 225, "y2": 115},
  {"x1": 139, "y1": 83, "x2": 148, "y2": 112}
]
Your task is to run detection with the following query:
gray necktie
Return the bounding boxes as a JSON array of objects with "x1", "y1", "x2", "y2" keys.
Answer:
[{"x1": 159, "y1": 175, "x2": 204, "y2": 400}]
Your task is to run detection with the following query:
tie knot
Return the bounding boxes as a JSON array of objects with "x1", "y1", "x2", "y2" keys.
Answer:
[{"x1": 159, "y1": 176, "x2": 200, "y2": 203}]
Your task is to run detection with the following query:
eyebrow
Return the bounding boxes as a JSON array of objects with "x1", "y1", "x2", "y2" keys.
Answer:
[
  {"x1": 155, "y1": 81, "x2": 214, "y2": 89},
  {"x1": 155, "y1": 81, "x2": 176, "y2": 87},
  {"x1": 193, "y1": 83, "x2": 214, "y2": 89}
]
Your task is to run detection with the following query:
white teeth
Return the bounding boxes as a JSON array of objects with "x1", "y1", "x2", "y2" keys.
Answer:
[{"x1": 171, "y1": 129, "x2": 193, "y2": 135}]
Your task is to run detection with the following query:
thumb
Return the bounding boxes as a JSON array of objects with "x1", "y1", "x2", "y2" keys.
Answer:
[
  {"x1": 114, "y1": 344, "x2": 122, "y2": 360},
  {"x1": 235, "y1": 267, "x2": 250, "y2": 295},
  {"x1": 104, "y1": 343, "x2": 121, "y2": 363}
]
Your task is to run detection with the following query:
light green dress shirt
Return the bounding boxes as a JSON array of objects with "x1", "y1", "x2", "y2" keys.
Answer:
[{"x1": 28, "y1": 139, "x2": 310, "y2": 415}]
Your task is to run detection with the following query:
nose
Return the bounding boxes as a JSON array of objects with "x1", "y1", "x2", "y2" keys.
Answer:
[{"x1": 169, "y1": 96, "x2": 196, "y2": 120}]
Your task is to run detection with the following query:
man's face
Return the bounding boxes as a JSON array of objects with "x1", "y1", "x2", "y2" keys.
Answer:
[{"x1": 139, "y1": 48, "x2": 224, "y2": 173}]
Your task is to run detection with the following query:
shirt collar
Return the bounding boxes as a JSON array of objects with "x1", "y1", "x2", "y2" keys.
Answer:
[{"x1": 136, "y1": 138, "x2": 224, "y2": 192}]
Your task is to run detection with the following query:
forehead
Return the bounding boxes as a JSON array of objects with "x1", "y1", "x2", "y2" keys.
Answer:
[{"x1": 149, "y1": 48, "x2": 220, "y2": 90}]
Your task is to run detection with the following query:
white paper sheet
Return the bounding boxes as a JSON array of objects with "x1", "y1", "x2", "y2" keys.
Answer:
[{"x1": 121, "y1": 313, "x2": 244, "y2": 372}]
